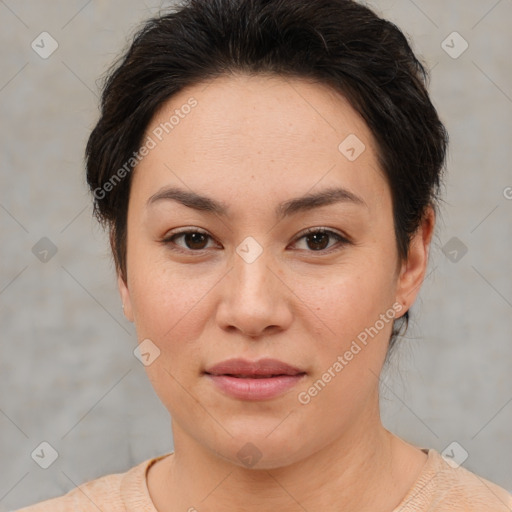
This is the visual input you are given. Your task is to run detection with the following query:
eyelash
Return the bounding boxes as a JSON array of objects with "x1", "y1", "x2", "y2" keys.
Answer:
[{"x1": 160, "y1": 227, "x2": 350, "y2": 255}]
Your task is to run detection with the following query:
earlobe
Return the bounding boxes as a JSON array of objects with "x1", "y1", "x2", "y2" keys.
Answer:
[
  {"x1": 395, "y1": 207, "x2": 435, "y2": 313},
  {"x1": 118, "y1": 274, "x2": 134, "y2": 322}
]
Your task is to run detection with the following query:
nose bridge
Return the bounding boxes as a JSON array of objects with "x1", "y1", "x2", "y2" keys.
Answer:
[
  {"x1": 215, "y1": 239, "x2": 291, "y2": 336},
  {"x1": 231, "y1": 242, "x2": 275, "y2": 305}
]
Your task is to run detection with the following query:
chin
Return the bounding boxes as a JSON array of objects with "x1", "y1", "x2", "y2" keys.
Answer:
[{"x1": 209, "y1": 427, "x2": 316, "y2": 471}]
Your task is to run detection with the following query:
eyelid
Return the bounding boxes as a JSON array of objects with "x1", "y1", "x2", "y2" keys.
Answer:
[
  {"x1": 163, "y1": 226, "x2": 210, "y2": 238},
  {"x1": 294, "y1": 226, "x2": 349, "y2": 241}
]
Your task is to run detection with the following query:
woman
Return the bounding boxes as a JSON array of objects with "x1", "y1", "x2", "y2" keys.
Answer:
[{"x1": 19, "y1": 0, "x2": 512, "y2": 510}]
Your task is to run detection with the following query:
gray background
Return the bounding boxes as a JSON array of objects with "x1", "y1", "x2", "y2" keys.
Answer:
[{"x1": 1, "y1": 0, "x2": 511, "y2": 509}]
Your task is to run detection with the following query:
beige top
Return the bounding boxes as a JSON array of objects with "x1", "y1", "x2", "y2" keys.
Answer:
[{"x1": 17, "y1": 449, "x2": 512, "y2": 511}]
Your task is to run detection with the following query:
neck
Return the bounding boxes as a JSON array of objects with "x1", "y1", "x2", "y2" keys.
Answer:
[{"x1": 148, "y1": 401, "x2": 423, "y2": 511}]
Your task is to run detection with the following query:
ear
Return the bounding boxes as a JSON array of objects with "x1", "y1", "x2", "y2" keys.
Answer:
[
  {"x1": 118, "y1": 274, "x2": 134, "y2": 322},
  {"x1": 395, "y1": 207, "x2": 435, "y2": 316}
]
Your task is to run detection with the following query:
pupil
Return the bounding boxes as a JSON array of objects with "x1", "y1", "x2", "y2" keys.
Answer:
[
  {"x1": 186, "y1": 233, "x2": 207, "y2": 249},
  {"x1": 307, "y1": 232, "x2": 329, "y2": 250}
]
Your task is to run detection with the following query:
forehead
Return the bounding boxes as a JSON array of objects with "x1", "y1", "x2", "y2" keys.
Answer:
[{"x1": 132, "y1": 74, "x2": 388, "y2": 211}]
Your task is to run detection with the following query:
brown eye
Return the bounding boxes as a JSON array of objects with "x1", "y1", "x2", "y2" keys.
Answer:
[
  {"x1": 305, "y1": 231, "x2": 330, "y2": 251},
  {"x1": 163, "y1": 229, "x2": 217, "y2": 252},
  {"x1": 182, "y1": 232, "x2": 209, "y2": 250},
  {"x1": 292, "y1": 228, "x2": 348, "y2": 253}
]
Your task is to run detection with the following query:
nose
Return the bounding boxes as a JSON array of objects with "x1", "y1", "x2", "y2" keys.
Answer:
[{"x1": 215, "y1": 246, "x2": 293, "y2": 338}]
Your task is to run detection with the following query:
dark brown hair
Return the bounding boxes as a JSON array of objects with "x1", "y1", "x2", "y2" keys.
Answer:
[{"x1": 85, "y1": 0, "x2": 448, "y2": 352}]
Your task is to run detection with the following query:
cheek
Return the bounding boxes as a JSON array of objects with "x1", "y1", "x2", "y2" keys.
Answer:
[
  {"x1": 128, "y1": 249, "x2": 398, "y2": 356},
  {"x1": 294, "y1": 260, "x2": 397, "y2": 343},
  {"x1": 127, "y1": 263, "x2": 216, "y2": 414},
  {"x1": 128, "y1": 260, "x2": 218, "y2": 348},
  {"x1": 292, "y1": 270, "x2": 397, "y2": 420},
  {"x1": 292, "y1": 260, "x2": 398, "y2": 401}
]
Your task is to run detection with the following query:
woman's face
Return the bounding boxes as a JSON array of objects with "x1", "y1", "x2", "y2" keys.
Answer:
[{"x1": 119, "y1": 74, "x2": 431, "y2": 468}]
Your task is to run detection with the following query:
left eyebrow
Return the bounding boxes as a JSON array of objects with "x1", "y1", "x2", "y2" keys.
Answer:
[
  {"x1": 146, "y1": 185, "x2": 367, "y2": 218},
  {"x1": 276, "y1": 187, "x2": 367, "y2": 219}
]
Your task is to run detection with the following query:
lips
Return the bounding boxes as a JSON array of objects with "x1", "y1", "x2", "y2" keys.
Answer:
[
  {"x1": 204, "y1": 358, "x2": 306, "y2": 400},
  {"x1": 204, "y1": 358, "x2": 305, "y2": 378}
]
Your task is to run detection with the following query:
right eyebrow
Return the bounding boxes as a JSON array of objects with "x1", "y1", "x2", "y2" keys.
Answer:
[{"x1": 147, "y1": 187, "x2": 230, "y2": 216}]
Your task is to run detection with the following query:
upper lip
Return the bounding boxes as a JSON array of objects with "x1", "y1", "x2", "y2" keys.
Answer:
[{"x1": 204, "y1": 358, "x2": 305, "y2": 377}]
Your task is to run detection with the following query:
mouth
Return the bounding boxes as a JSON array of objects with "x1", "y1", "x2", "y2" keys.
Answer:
[
  {"x1": 214, "y1": 374, "x2": 297, "y2": 378},
  {"x1": 204, "y1": 357, "x2": 306, "y2": 378},
  {"x1": 204, "y1": 358, "x2": 306, "y2": 400}
]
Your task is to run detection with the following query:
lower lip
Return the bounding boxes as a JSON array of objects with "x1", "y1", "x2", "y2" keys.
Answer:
[{"x1": 206, "y1": 374, "x2": 306, "y2": 400}]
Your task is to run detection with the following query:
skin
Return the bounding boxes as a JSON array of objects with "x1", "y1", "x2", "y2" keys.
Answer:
[{"x1": 119, "y1": 74, "x2": 434, "y2": 512}]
